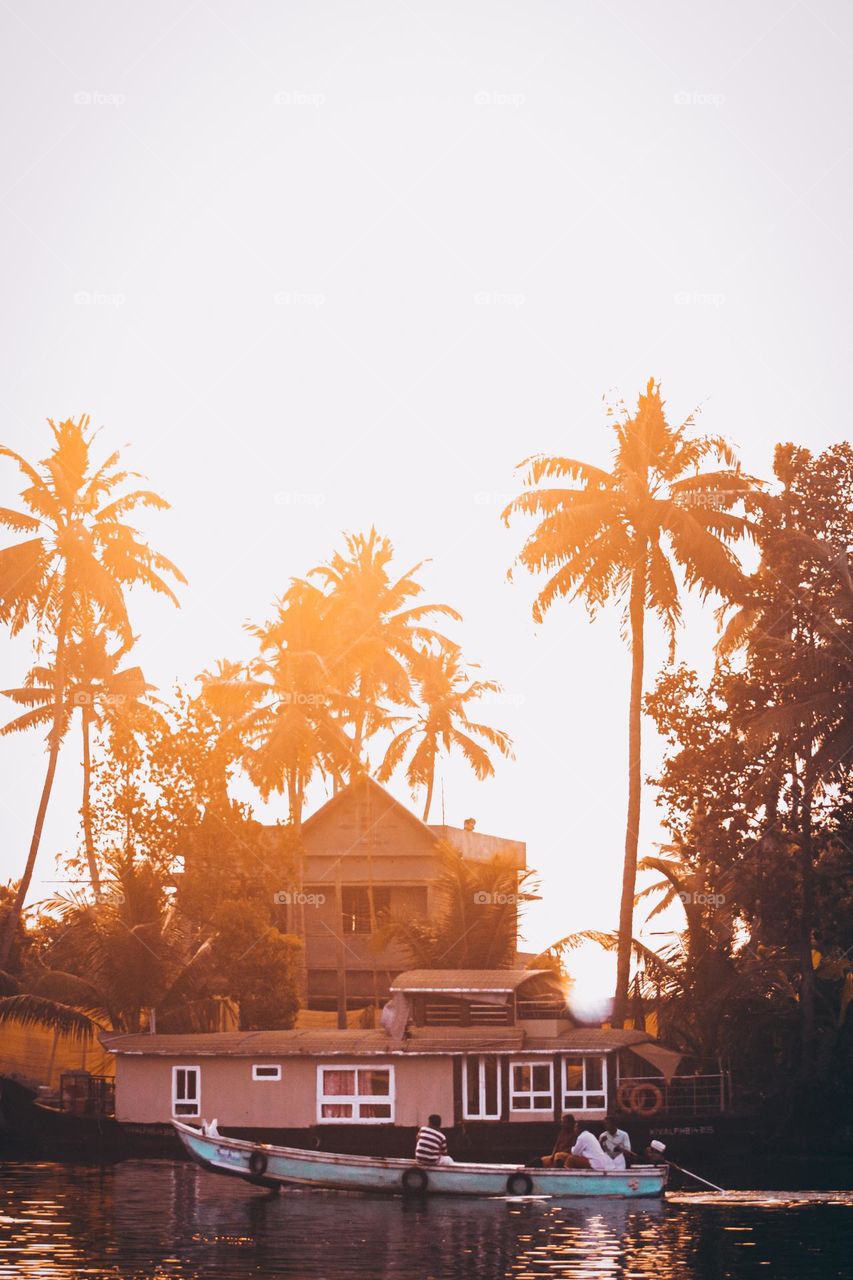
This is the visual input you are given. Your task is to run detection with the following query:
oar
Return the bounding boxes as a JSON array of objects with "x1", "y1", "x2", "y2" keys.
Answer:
[
  {"x1": 624, "y1": 1147, "x2": 726, "y2": 1194},
  {"x1": 664, "y1": 1160, "x2": 725, "y2": 1193}
]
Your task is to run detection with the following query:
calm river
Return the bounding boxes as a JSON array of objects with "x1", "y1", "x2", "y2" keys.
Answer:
[{"x1": 1, "y1": 1161, "x2": 852, "y2": 1279}]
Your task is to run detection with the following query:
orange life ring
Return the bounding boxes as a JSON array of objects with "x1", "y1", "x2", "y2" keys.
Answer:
[
  {"x1": 629, "y1": 1083, "x2": 663, "y2": 1117},
  {"x1": 616, "y1": 1081, "x2": 636, "y2": 1113}
]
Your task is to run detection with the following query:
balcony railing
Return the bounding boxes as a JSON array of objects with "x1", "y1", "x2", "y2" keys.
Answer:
[{"x1": 617, "y1": 1073, "x2": 729, "y2": 1117}]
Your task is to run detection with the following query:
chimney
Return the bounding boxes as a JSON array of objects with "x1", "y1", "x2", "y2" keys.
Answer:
[{"x1": 463, "y1": 817, "x2": 476, "y2": 832}]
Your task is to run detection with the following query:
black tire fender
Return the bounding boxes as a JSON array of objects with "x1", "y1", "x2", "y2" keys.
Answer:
[
  {"x1": 402, "y1": 1165, "x2": 429, "y2": 1194},
  {"x1": 249, "y1": 1149, "x2": 269, "y2": 1177},
  {"x1": 507, "y1": 1171, "x2": 534, "y2": 1196}
]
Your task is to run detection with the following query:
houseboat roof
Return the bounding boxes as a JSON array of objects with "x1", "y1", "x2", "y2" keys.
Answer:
[
  {"x1": 390, "y1": 969, "x2": 550, "y2": 994},
  {"x1": 103, "y1": 1026, "x2": 650, "y2": 1057}
]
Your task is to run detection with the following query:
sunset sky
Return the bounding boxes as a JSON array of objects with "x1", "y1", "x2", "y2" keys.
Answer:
[{"x1": 1, "y1": 0, "x2": 850, "y2": 999}]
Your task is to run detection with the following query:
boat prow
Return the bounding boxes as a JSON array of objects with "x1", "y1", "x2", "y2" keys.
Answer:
[{"x1": 172, "y1": 1120, "x2": 668, "y2": 1199}]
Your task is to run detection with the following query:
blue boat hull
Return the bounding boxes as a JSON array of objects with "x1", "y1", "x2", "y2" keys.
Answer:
[{"x1": 173, "y1": 1121, "x2": 668, "y2": 1199}]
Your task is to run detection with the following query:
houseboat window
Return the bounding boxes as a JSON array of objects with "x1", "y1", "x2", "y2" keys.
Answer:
[
  {"x1": 172, "y1": 1065, "x2": 200, "y2": 1117},
  {"x1": 462, "y1": 1054, "x2": 502, "y2": 1120},
  {"x1": 341, "y1": 886, "x2": 391, "y2": 933},
  {"x1": 252, "y1": 1064, "x2": 282, "y2": 1081},
  {"x1": 510, "y1": 1060, "x2": 554, "y2": 1112},
  {"x1": 317, "y1": 1065, "x2": 394, "y2": 1123},
  {"x1": 562, "y1": 1055, "x2": 607, "y2": 1112}
]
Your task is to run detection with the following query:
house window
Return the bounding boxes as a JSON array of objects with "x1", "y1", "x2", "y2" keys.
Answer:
[
  {"x1": 510, "y1": 1060, "x2": 554, "y2": 1112},
  {"x1": 462, "y1": 1054, "x2": 502, "y2": 1120},
  {"x1": 252, "y1": 1064, "x2": 282, "y2": 1081},
  {"x1": 341, "y1": 886, "x2": 391, "y2": 933},
  {"x1": 562, "y1": 1055, "x2": 607, "y2": 1112},
  {"x1": 172, "y1": 1065, "x2": 200, "y2": 1117},
  {"x1": 317, "y1": 1065, "x2": 394, "y2": 1123}
]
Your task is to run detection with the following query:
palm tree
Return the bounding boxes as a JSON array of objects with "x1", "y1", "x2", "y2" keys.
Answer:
[
  {"x1": 377, "y1": 643, "x2": 514, "y2": 819},
  {"x1": 0, "y1": 417, "x2": 184, "y2": 965},
  {"x1": 373, "y1": 842, "x2": 537, "y2": 968},
  {"x1": 237, "y1": 580, "x2": 356, "y2": 827},
  {"x1": 307, "y1": 527, "x2": 461, "y2": 766},
  {"x1": 0, "y1": 857, "x2": 218, "y2": 1039},
  {"x1": 502, "y1": 378, "x2": 752, "y2": 1025},
  {"x1": 2, "y1": 629, "x2": 155, "y2": 897}
]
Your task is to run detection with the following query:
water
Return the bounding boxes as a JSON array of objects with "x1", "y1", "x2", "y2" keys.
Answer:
[{"x1": 1, "y1": 1162, "x2": 852, "y2": 1279}]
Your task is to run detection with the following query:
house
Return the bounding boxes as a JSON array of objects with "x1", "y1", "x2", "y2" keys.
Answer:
[
  {"x1": 285, "y1": 777, "x2": 526, "y2": 1016},
  {"x1": 105, "y1": 968, "x2": 726, "y2": 1161}
]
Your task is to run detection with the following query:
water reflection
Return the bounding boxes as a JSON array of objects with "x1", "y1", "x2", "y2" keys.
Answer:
[{"x1": 1, "y1": 1161, "x2": 852, "y2": 1279}]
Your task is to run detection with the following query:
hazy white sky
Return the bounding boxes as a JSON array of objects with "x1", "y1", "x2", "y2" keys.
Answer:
[{"x1": 1, "y1": 0, "x2": 850, "y2": 997}]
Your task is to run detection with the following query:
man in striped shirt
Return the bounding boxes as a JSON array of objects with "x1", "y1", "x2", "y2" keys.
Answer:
[{"x1": 415, "y1": 1114, "x2": 454, "y2": 1166}]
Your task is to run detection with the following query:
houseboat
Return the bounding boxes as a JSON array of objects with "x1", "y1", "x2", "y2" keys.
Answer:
[{"x1": 93, "y1": 968, "x2": 729, "y2": 1163}]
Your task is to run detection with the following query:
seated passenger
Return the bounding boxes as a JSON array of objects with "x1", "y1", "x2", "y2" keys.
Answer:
[
  {"x1": 599, "y1": 1116, "x2": 632, "y2": 1169},
  {"x1": 565, "y1": 1121, "x2": 616, "y2": 1171},
  {"x1": 541, "y1": 1114, "x2": 576, "y2": 1167},
  {"x1": 415, "y1": 1114, "x2": 454, "y2": 1166}
]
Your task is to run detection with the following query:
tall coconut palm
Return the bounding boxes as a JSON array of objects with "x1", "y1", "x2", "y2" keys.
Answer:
[
  {"x1": 1, "y1": 630, "x2": 154, "y2": 896},
  {"x1": 377, "y1": 643, "x2": 514, "y2": 819},
  {"x1": 502, "y1": 378, "x2": 753, "y2": 1025},
  {"x1": 237, "y1": 580, "x2": 356, "y2": 827},
  {"x1": 307, "y1": 528, "x2": 461, "y2": 767},
  {"x1": 0, "y1": 417, "x2": 184, "y2": 965}
]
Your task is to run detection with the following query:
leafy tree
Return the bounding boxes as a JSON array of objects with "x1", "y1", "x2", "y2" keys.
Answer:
[
  {"x1": 206, "y1": 899, "x2": 300, "y2": 1030},
  {"x1": 0, "y1": 417, "x2": 183, "y2": 964},
  {"x1": 377, "y1": 643, "x2": 513, "y2": 819},
  {"x1": 502, "y1": 379, "x2": 752, "y2": 1024}
]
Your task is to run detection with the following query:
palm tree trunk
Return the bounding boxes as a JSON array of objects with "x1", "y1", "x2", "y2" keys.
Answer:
[
  {"x1": 81, "y1": 709, "x2": 101, "y2": 896},
  {"x1": 613, "y1": 554, "x2": 646, "y2": 1028},
  {"x1": 422, "y1": 767, "x2": 435, "y2": 822},
  {"x1": 0, "y1": 597, "x2": 71, "y2": 970},
  {"x1": 798, "y1": 781, "x2": 817, "y2": 1079}
]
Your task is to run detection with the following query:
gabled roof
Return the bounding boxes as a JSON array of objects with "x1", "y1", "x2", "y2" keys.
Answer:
[
  {"x1": 390, "y1": 969, "x2": 550, "y2": 994},
  {"x1": 301, "y1": 775, "x2": 439, "y2": 845}
]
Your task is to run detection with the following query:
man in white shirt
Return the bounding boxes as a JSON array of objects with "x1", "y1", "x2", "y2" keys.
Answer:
[
  {"x1": 567, "y1": 1122, "x2": 616, "y2": 1171},
  {"x1": 599, "y1": 1116, "x2": 632, "y2": 1170}
]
